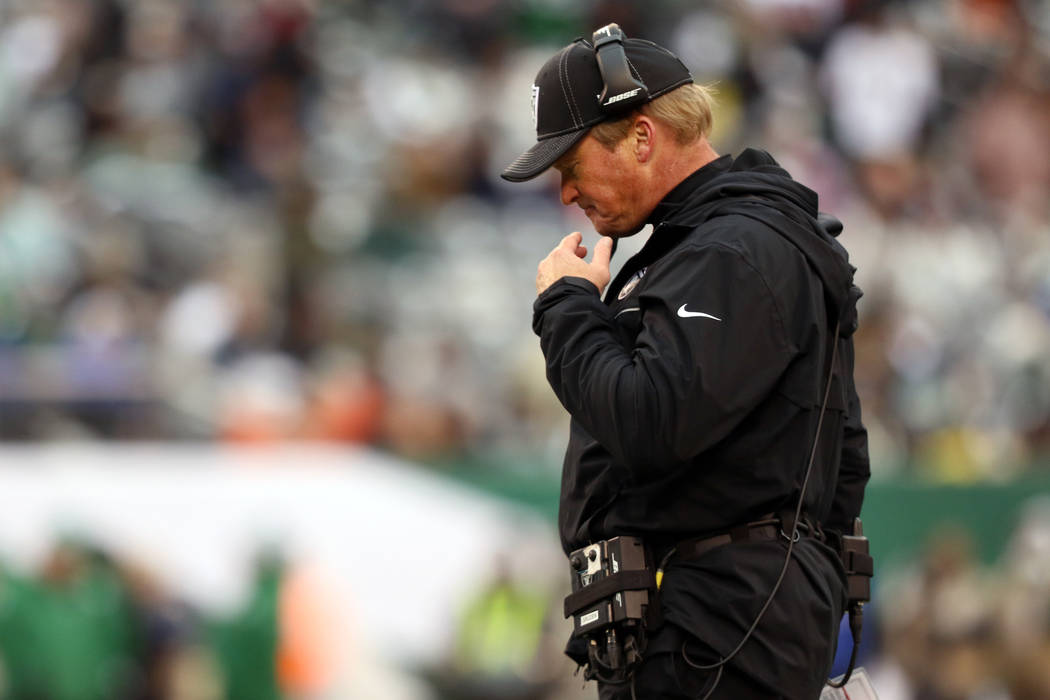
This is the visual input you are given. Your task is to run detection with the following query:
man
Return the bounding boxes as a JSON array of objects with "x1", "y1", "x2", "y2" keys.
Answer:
[{"x1": 501, "y1": 25, "x2": 870, "y2": 700}]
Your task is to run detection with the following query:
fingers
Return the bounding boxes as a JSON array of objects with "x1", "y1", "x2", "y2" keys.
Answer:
[
  {"x1": 560, "y1": 231, "x2": 582, "y2": 250},
  {"x1": 536, "y1": 233, "x2": 611, "y2": 296},
  {"x1": 558, "y1": 231, "x2": 586, "y2": 258},
  {"x1": 591, "y1": 236, "x2": 614, "y2": 270}
]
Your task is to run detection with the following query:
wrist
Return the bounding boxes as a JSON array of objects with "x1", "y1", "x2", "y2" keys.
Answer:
[{"x1": 538, "y1": 276, "x2": 600, "y2": 299}]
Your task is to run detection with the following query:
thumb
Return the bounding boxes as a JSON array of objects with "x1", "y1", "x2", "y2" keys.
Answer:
[{"x1": 591, "y1": 236, "x2": 614, "y2": 270}]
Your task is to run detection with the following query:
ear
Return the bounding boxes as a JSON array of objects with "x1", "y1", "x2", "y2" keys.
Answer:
[{"x1": 632, "y1": 116, "x2": 656, "y2": 163}]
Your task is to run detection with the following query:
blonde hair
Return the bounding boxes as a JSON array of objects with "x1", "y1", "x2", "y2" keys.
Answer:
[{"x1": 590, "y1": 83, "x2": 716, "y2": 149}]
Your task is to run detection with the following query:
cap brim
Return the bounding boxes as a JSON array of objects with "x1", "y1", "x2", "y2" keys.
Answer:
[{"x1": 500, "y1": 129, "x2": 589, "y2": 182}]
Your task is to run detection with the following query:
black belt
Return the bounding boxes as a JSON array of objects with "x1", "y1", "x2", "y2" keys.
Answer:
[{"x1": 666, "y1": 512, "x2": 823, "y2": 565}]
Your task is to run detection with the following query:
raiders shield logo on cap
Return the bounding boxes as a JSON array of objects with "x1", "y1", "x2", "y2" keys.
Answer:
[{"x1": 531, "y1": 84, "x2": 540, "y2": 130}]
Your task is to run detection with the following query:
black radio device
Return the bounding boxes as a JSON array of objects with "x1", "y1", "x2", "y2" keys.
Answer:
[
  {"x1": 827, "y1": 517, "x2": 873, "y2": 689},
  {"x1": 565, "y1": 536, "x2": 654, "y2": 682}
]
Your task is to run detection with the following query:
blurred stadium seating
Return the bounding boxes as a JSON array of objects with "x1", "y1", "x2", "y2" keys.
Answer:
[{"x1": 1, "y1": 0, "x2": 1050, "y2": 698}]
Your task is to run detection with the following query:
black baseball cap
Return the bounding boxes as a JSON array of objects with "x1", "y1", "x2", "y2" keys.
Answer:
[{"x1": 501, "y1": 31, "x2": 693, "y2": 183}]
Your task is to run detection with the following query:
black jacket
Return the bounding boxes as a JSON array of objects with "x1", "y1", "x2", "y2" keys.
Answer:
[{"x1": 532, "y1": 149, "x2": 869, "y2": 696}]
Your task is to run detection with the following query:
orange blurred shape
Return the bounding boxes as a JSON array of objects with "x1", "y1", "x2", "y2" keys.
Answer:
[
  {"x1": 277, "y1": 567, "x2": 344, "y2": 695},
  {"x1": 303, "y1": 372, "x2": 386, "y2": 443},
  {"x1": 220, "y1": 405, "x2": 301, "y2": 443}
]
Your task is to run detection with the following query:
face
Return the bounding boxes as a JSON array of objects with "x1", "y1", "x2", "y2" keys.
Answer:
[{"x1": 553, "y1": 133, "x2": 650, "y2": 237}]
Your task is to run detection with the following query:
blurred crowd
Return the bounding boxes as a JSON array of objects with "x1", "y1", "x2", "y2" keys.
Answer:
[
  {"x1": 1, "y1": 0, "x2": 1050, "y2": 480},
  {"x1": 0, "y1": 533, "x2": 581, "y2": 700},
  {"x1": 0, "y1": 540, "x2": 294, "y2": 700},
  {"x1": 867, "y1": 497, "x2": 1050, "y2": 700},
  {"x1": 5, "y1": 496, "x2": 1050, "y2": 700},
  {"x1": 3, "y1": 3, "x2": 1049, "y2": 697}
]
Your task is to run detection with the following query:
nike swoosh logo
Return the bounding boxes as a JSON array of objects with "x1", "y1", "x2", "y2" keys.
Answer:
[{"x1": 677, "y1": 304, "x2": 722, "y2": 321}]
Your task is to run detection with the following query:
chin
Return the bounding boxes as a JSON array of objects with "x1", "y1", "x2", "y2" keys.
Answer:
[{"x1": 595, "y1": 219, "x2": 644, "y2": 238}]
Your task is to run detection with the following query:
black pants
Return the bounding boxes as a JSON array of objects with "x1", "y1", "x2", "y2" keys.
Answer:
[{"x1": 596, "y1": 649, "x2": 783, "y2": 699}]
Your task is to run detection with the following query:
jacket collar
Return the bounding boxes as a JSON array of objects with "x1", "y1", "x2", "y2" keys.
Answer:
[
  {"x1": 604, "y1": 155, "x2": 732, "y2": 303},
  {"x1": 646, "y1": 154, "x2": 733, "y2": 228}
]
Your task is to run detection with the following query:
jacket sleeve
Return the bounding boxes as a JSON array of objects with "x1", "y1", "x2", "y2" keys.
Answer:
[
  {"x1": 533, "y1": 243, "x2": 796, "y2": 475},
  {"x1": 826, "y1": 338, "x2": 870, "y2": 534}
]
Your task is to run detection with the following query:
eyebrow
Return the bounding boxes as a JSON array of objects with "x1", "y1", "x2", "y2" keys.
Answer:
[{"x1": 553, "y1": 154, "x2": 578, "y2": 174}]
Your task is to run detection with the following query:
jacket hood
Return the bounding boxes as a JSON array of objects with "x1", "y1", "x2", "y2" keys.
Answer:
[{"x1": 666, "y1": 148, "x2": 861, "y2": 335}]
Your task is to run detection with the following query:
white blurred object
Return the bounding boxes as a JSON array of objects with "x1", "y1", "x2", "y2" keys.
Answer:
[
  {"x1": 0, "y1": 184, "x2": 78, "y2": 336},
  {"x1": 1, "y1": 14, "x2": 62, "y2": 87},
  {"x1": 670, "y1": 10, "x2": 738, "y2": 80},
  {"x1": 1004, "y1": 496, "x2": 1050, "y2": 588},
  {"x1": 362, "y1": 56, "x2": 476, "y2": 144},
  {"x1": 821, "y1": 21, "x2": 939, "y2": 159},
  {"x1": 161, "y1": 282, "x2": 238, "y2": 357},
  {"x1": 0, "y1": 444, "x2": 562, "y2": 671},
  {"x1": 821, "y1": 668, "x2": 880, "y2": 699},
  {"x1": 217, "y1": 352, "x2": 307, "y2": 435}
]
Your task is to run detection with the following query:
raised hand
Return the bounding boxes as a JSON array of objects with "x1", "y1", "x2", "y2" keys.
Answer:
[{"x1": 536, "y1": 232, "x2": 614, "y2": 296}]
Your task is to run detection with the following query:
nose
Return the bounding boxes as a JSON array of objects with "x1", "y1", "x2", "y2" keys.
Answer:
[{"x1": 560, "y1": 176, "x2": 579, "y2": 206}]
